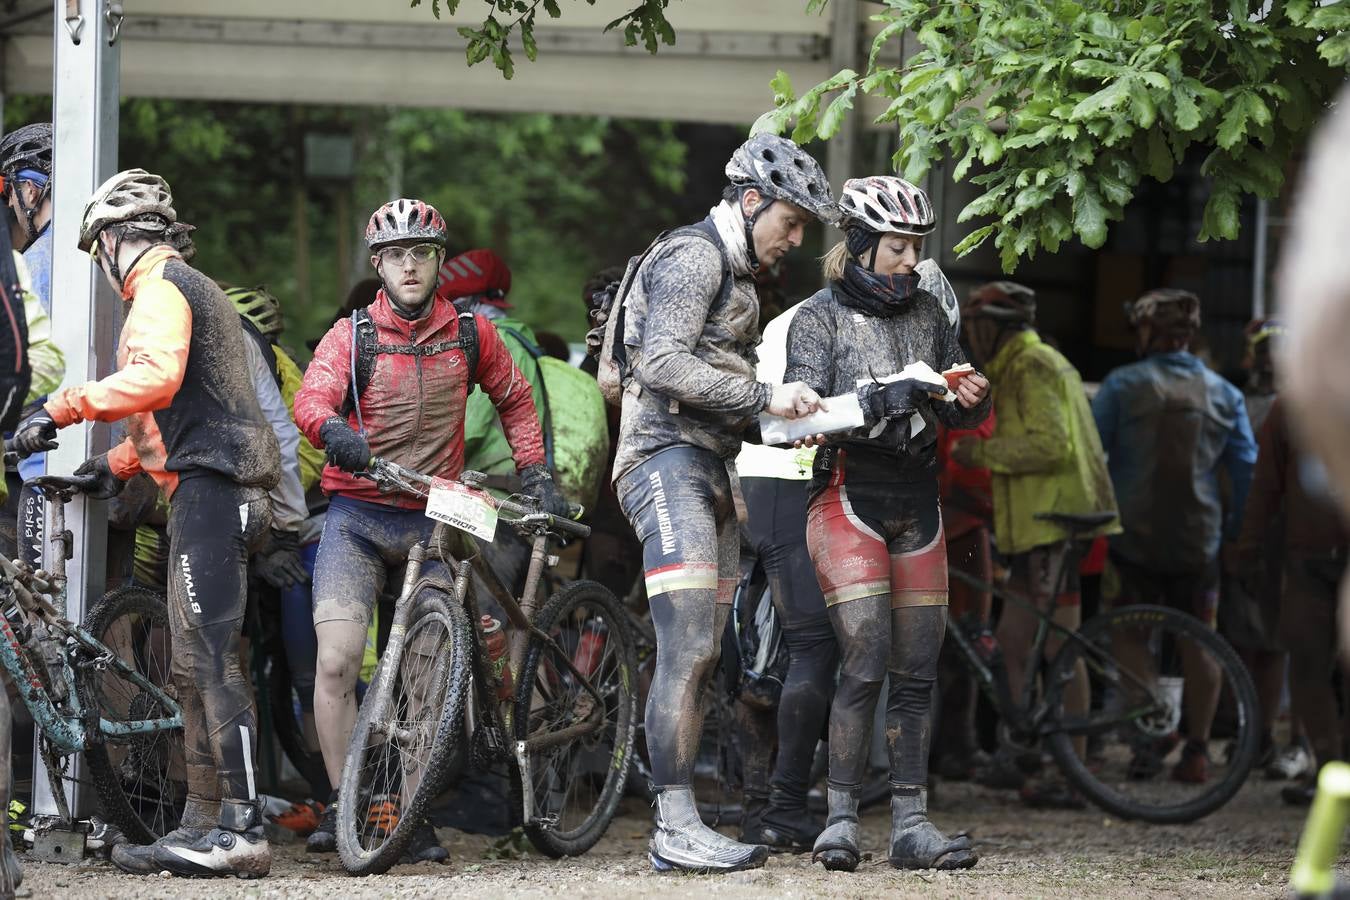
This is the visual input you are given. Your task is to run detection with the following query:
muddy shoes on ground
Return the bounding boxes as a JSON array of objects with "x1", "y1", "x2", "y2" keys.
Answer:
[
  {"x1": 888, "y1": 785, "x2": 977, "y2": 870},
  {"x1": 649, "y1": 786, "x2": 769, "y2": 873},
  {"x1": 111, "y1": 796, "x2": 217, "y2": 875},
  {"x1": 812, "y1": 787, "x2": 862, "y2": 872},
  {"x1": 758, "y1": 787, "x2": 823, "y2": 852},
  {"x1": 113, "y1": 798, "x2": 271, "y2": 878},
  {"x1": 306, "y1": 790, "x2": 339, "y2": 853}
]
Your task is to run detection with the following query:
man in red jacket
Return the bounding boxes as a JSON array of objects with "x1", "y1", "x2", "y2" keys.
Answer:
[{"x1": 294, "y1": 198, "x2": 565, "y2": 861}]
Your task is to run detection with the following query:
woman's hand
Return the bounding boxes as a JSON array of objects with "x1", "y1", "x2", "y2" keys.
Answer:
[
  {"x1": 954, "y1": 372, "x2": 989, "y2": 408},
  {"x1": 792, "y1": 433, "x2": 829, "y2": 449}
]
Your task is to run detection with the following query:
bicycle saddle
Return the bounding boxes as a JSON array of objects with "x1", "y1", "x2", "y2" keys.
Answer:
[{"x1": 1034, "y1": 511, "x2": 1117, "y2": 532}]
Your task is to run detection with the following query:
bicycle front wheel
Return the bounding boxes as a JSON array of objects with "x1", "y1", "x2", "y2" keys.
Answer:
[
  {"x1": 512, "y1": 580, "x2": 638, "y2": 857},
  {"x1": 336, "y1": 584, "x2": 471, "y2": 875},
  {"x1": 1045, "y1": 603, "x2": 1260, "y2": 823},
  {"x1": 79, "y1": 586, "x2": 186, "y2": 844}
]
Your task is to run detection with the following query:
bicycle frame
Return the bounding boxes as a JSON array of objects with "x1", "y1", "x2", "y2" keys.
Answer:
[
  {"x1": 0, "y1": 482, "x2": 182, "y2": 821},
  {"x1": 946, "y1": 555, "x2": 1163, "y2": 744},
  {"x1": 361, "y1": 460, "x2": 609, "y2": 826}
]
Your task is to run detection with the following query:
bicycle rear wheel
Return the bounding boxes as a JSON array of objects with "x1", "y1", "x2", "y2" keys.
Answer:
[
  {"x1": 336, "y1": 583, "x2": 471, "y2": 875},
  {"x1": 79, "y1": 586, "x2": 186, "y2": 844},
  {"x1": 265, "y1": 641, "x2": 331, "y2": 799},
  {"x1": 512, "y1": 580, "x2": 637, "y2": 857},
  {"x1": 1045, "y1": 603, "x2": 1260, "y2": 823}
]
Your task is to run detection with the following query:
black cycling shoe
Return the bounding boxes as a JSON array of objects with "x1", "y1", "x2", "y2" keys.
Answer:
[
  {"x1": 738, "y1": 794, "x2": 769, "y2": 845},
  {"x1": 401, "y1": 821, "x2": 448, "y2": 864},
  {"x1": 888, "y1": 786, "x2": 977, "y2": 871},
  {"x1": 306, "y1": 791, "x2": 339, "y2": 853},
  {"x1": 758, "y1": 791, "x2": 823, "y2": 852},
  {"x1": 1282, "y1": 779, "x2": 1316, "y2": 807}
]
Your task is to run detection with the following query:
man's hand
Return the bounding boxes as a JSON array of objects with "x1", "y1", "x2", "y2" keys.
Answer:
[
  {"x1": 319, "y1": 417, "x2": 372, "y2": 473},
  {"x1": 858, "y1": 378, "x2": 943, "y2": 424},
  {"x1": 767, "y1": 382, "x2": 824, "y2": 420},
  {"x1": 521, "y1": 464, "x2": 572, "y2": 519},
  {"x1": 255, "y1": 529, "x2": 309, "y2": 589},
  {"x1": 949, "y1": 438, "x2": 979, "y2": 469},
  {"x1": 954, "y1": 372, "x2": 990, "y2": 408},
  {"x1": 12, "y1": 409, "x2": 57, "y2": 457},
  {"x1": 793, "y1": 433, "x2": 829, "y2": 449},
  {"x1": 73, "y1": 454, "x2": 127, "y2": 499}
]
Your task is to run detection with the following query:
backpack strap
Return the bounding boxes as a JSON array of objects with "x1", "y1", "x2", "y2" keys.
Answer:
[
  {"x1": 613, "y1": 222, "x2": 733, "y2": 388},
  {"x1": 340, "y1": 306, "x2": 480, "y2": 435},
  {"x1": 496, "y1": 324, "x2": 555, "y2": 472}
]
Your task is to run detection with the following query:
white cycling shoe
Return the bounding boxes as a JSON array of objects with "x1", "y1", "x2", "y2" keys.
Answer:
[{"x1": 648, "y1": 787, "x2": 769, "y2": 874}]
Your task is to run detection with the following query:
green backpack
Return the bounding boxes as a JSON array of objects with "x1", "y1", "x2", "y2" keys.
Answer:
[{"x1": 498, "y1": 327, "x2": 610, "y2": 513}]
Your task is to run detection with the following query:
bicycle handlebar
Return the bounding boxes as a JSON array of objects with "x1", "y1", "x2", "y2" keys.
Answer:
[{"x1": 363, "y1": 456, "x2": 591, "y2": 539}]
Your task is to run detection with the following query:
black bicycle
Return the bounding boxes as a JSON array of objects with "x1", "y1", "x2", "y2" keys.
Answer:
[{"x1": 947, "y1": 511, "x2": 1260, "y2": 824}]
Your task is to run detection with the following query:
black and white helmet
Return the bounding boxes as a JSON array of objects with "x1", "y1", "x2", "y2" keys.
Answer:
[
  {"x1": 79, "y1": 168, "x2": 177, "y2": 252},
  {"x1": 726, "y1": 134, "x2": 837, "y2": 224},
  {"x1": 838, "y1": 176, "x2": 935, "y2": 236},
  {"x1": 0, "y1": 123, "x2": 53, "y2": 177}
]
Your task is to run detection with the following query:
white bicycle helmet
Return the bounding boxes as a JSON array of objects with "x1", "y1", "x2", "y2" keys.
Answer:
[
  {"x1": 365, "y1": 198, "x2": 448, "y2": 250},
  {"x1": 79, "y1": 168, "x2": 176, "y2": 252},
  {"x1": 838, "y1": 176, "x2": 935, "y2": 236}
]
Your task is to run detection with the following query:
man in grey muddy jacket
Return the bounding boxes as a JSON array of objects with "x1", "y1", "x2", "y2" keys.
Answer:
[{"x1": 613, "y1": 134, "x2": 836, "y2": 873}]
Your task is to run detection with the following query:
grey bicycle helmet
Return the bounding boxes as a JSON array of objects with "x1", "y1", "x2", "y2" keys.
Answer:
[
  {"x1": 0, "y1": 123, "x2": 52, "y2": 177},
  {"x1": 726, "y1": 134, "x2": 837, "y2": 225}
]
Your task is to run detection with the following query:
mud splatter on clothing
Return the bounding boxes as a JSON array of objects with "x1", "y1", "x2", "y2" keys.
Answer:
[{"x1": 613, "y1": 222, "x2": 771, "y2": 482}]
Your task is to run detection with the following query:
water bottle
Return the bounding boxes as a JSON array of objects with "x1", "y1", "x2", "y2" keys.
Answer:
[
  {"x1": 480, "y1": 615, "x2": 513, "y2": 701},
  {"x1": 572, "y1": 620, "x2": 609, "y2": 678}
]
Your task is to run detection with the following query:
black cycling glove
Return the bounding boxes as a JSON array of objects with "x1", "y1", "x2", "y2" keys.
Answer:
[
  {"x1": 858, "y1": 378, "x2": 942, "y2": 425},
  {"x1": 255, "y1": 528, "x2": 309, "y2": 589},
  {"x1": 73, "y1": 453, "x2": 126, "y2": 500},
  {"x1": 319, "y1": 417, "x2": 372, "y2": 473},
  {"x1": 520, "y1": 464, "x2": 571, "y2": 519},
  {"x1": 12, "y1": 409, "x2": 57, "y2": 457}
]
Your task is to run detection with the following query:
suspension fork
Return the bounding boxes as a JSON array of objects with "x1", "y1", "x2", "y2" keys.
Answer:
[{"x1": 364, "y1": 542, "x2": 429, "y2": 733}]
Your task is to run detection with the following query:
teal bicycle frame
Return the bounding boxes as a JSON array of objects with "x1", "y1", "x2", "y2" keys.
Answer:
[{"x1": 0, "y1": 477, "x2": 181, "y2": 824}]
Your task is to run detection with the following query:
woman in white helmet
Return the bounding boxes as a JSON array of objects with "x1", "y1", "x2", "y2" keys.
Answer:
[{"x1": 783, "y1": 175, "x2": 989, "y2": 873}]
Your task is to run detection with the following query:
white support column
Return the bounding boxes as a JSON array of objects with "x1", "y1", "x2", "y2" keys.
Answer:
[
  {"x1": 823, "y1": 0, "x2": 860, "y2": 251},
  {"x1": 34, "y1": 0, "x2": 121, "y2": 820}
]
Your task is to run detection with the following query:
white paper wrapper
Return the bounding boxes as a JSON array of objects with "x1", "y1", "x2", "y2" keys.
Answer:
[{"x1": 758, "y1": 392, "x2": 866, "y2": 446}]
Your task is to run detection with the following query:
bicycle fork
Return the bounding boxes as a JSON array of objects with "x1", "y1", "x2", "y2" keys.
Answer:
[{"x1": 364, "y1": 544, "x2": 430, "y2": 743}]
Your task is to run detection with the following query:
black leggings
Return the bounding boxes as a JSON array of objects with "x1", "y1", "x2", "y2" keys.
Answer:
[
  {"x1": 742, "y1": 476, "x2": 838, "y2": 807},
  {"x1": 618, "y1": 446, "x2": 739, "y2": 788},
  {"x1": 168, "y1": 473, "x2": 270, "y2": 803}
]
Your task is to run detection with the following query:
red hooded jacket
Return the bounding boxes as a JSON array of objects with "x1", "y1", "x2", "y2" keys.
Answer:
[{"x1": 295, "y1": 290, "x2": 544, "y2": 508}]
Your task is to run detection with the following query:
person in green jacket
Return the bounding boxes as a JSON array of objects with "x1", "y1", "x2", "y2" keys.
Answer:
[{"x1": 951, "y1": 281, "x2": 1119, "y2": 808}]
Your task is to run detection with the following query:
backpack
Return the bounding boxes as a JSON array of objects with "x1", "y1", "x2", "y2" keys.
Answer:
[
  {"x1": 340, "y1": 306, "x2": 479, "y2": 433},
  {"x1": 0, "y1": 231, "x2": 30, "y2": 432},
  {"x1": 495, "y1": 326, "x2": 610, "y2": 510},
  {"x1": 586, "y1": 222, "x2": 731, "y2": 407}
]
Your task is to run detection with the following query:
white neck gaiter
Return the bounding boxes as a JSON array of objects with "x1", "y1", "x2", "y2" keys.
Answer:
[{"x1": 709, "y1": 199, "x2": 754, "y2": 276}]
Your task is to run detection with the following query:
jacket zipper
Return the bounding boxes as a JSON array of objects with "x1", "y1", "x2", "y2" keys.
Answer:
[{"x1": 412, "y1": 324, "x2": 425, "y2": 455}]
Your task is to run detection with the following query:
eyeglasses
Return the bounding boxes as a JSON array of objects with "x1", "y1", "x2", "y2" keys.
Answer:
[{"x1": 376, "y1": 244, "x2": 441, "y2": 267}]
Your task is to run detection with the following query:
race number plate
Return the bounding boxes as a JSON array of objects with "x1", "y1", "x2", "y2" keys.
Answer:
[{"x1": 426, "y1": 478, "x2": 498, "y2": 541}]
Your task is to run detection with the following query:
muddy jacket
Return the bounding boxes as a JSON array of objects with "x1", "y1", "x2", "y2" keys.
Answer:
[
  {"x1": 44, "y1": 246, "x2": 280, "y2": 499},
  {"x1": 295, "y1": 290, "x2": 545, "y2": 509},
  {"x1": 613, "y1": 220, "x2": 771, "y2": 481},
  {"x1": 784, "y1": 285, "x2": 990, "y2": 483},
  {"x1": 1093, "y1": 351, "x2": 1256, "y2": 573},
  {"x1": 961, "y1": 330, "x2": 1119, "y2": 555}
]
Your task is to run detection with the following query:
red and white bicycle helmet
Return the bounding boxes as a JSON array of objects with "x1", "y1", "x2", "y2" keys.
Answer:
[
  {"x1": 838, "y1": 176, "x2": 935, "y2": 236},
  {"x1": 365, "y1": 198, "x2": 448, "y2": 250},
  {"x1": 438, "y1": 248, "x2": 512, "y2": 307}
]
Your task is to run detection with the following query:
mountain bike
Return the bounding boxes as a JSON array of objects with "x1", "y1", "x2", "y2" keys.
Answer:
[
  {"x1": 335, "y1": 458, "x2": 638, "y2": 875},
  {"x1": 0, "y1": 466, "x2": 185, "y2": 845},
  {"x1": 947, "y1": 511, "x2": 1260, "y2": 824}
]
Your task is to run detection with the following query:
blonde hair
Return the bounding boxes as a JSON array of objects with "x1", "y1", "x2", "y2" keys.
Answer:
[{"x1": 821, "y1": 241, "x2": 850, "y2": 282}]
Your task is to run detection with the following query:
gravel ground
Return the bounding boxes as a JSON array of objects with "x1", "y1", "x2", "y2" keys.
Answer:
[{"x1": 14, "y1": 777, "x2": 1328, "y2": 899}]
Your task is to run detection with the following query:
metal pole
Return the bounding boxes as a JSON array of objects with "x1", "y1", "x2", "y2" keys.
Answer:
[
  {"x1": 823, "y1": 0, "x2": 860, "y2": 253},
  {"x1": 36, "y1": 0, "x2": 121, "y2": 820},
  {"x1": 1252, "y1": 196, "x2": 1269, "y2": 319}
]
